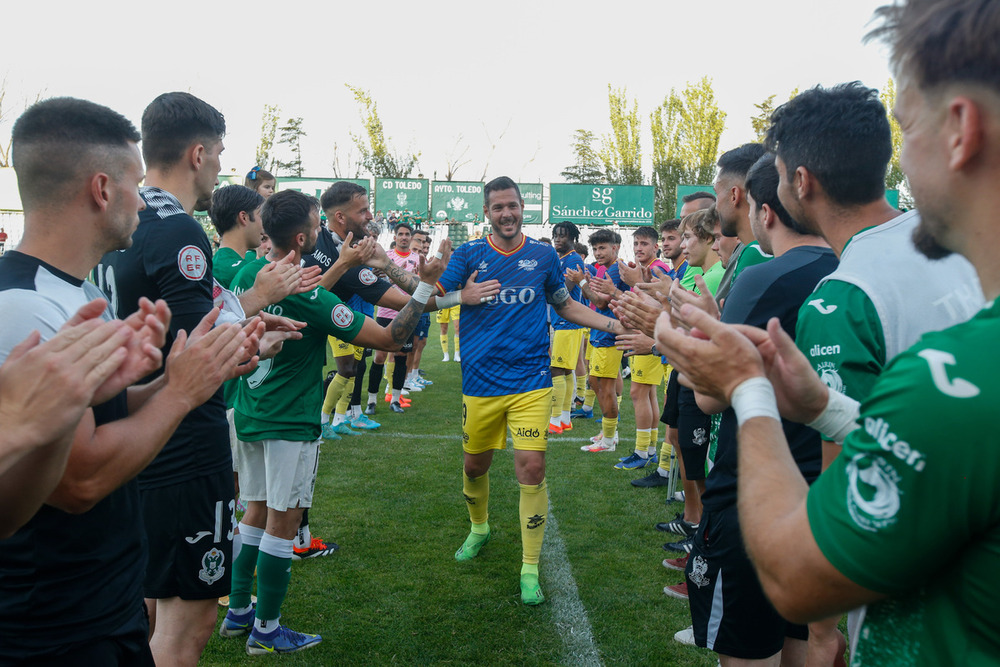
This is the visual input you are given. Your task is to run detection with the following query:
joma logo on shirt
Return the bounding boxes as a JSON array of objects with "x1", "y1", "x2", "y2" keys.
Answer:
[
  {"x1": 807, "y1": 299, "x2": 837, "y2": 314},
  {"x1": 864, "y1": 417, "x2": 926, "y2": 471}
]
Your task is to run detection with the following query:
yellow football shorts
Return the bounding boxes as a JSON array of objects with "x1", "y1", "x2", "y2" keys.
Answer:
[
  {"x1": 630, "y1": 354, "x2": 664, "y2": 385},
  {"x1": 589, "y1": 346, "x2": 624, "y2": 379},
  {"x1": 436, "y1": 305, "x2": 461, "y2": 324},
  {"x1": 329, "y1": 336, "x2": 355, "y2": 358},
  {"x1": 462, "y1": 387, "x2": 552, "y2": 454},
  {"x1": 550, "y1": 328, "x2": 584, "y2": 370}
]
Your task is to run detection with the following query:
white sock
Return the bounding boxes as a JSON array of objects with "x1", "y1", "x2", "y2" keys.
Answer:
[
  {"x1": 350, "y1": 405, "x2": 361, "y2": 419},
  {"x1": 368, "y1": 392, "x2": 378, "y2": 405},
  {"x1": 332, "y1": 412, "x2": 346, "y2": 426},
  {"x1": 560, "y1": 410, "x2": 571, "y2": 423},
  {"x1": 391, "y1": 389, "x2": 401, "y2": 403},
  {"x1": 550, "y1": 417, "x2": 561, "y2": 427},
  {"x1": 295, "y1": 523, "x2": 310, "y2": 549},
  {"x1": 657, "y1": 466, "x2": 670, "y2": 478},
  {"x1": 320, "y1": 412, "x2": 330, "y2": 424}
]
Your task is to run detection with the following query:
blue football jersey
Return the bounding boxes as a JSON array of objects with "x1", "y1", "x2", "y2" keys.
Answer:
[
  {"x1": 551, "y1": 251, "x2": 586, "y2": 331},
  {"x1": 589, "y1": 262, "x2": 628, "y2": 348},
  {"x1": 437, "y1": 235, "x2": 565, "y2": 397}
]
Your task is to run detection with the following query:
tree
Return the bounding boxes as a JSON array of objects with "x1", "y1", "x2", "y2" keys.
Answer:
[
  {"x1": 749, "y1": 88, "x2": 799, "y2": 142},
  {"x1": 560, "y1": 129, "x2": 604, "y2": 184},
  {"x1": 442, "y1": 135, "x2": 471, "y2": 181},
  {"x1": 0, "y1": 79, "x2": 44, "y2": 168},
  {"x1": 275, "y1": 117, "x2": 306, "y2": 177},
  {"x1": 254, "y1": 104, "x2": 280, "y2": 172},
  {"x1": 347, "y1": 85, "x2": 418, "y2": 178},
  {"x1": 330, "y1": 141, "x2": 362, "y2": 179},
  {"x1": 879, "y1": 78, "x2": 910, "y2": 208},
  {"x1": 650, "y1": 77, "x2": 727, "y2": 221},
  {"x1": 598, "y1": 85, "x2": 643, "y2": 185},
  {"x1": 750, "y1": 95, "x2": 777, "y2": 142}
]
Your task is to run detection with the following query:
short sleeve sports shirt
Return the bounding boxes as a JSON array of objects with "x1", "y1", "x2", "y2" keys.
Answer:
[
  {"x1": 232, "y1": 257, "x2": 365, "y2": 441},
  {"x1": 436, "y1": 235, "x2": 566, "y2": 397},
  {"x1": 807, "y1": 299, "x2": 1000, "y2": 666}
]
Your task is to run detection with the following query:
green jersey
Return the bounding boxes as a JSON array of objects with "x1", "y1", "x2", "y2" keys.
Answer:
[
  {"x1": 700, "y1": 260, "x2": 724, "y2": 296},
  {"x1": 231, "y1": 257, "x2": 365, "y2": 442},
  {"x1": 807, "y1": 299, "x2": 1000, "y2": 666},
  {"x1": 679, "y1": 266, "x2": 703, "y2": 292},
  {"x1": 213, "y1": 247, "x2": 256, "y2": 408},
  {"x1": 730, "y1": 240, "x2": 771, "y2": 282},
  {"x1": 796, "y1": 280, "x2": 886, "y2": 417},
  {"x1": 213, "y1": 247, "x2": 255, "y2": 290}
]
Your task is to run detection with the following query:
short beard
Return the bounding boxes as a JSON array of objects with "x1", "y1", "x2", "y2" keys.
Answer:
[{"x1": 912, "y1": 222, "x2": 952, "y2": 260}]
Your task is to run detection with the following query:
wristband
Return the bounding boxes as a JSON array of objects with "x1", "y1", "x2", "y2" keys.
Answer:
[
  {"x1": 807, "y1": 389, "x2": 861, "y2": 443},
  {"x1": 437, "y1": 290, "x2": 461, "y2": 309},
  {"x1": 579, "y1": 279, "x2": 589, "y2": 289},
  {"x1": 412, "y1": 282, "x2": 434, "y2": 305},
  {"x1": 731, "y1": 377, "x2": 780, "y2": 426}
]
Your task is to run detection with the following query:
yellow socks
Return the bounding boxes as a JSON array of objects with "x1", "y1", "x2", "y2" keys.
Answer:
[
  {"x1": 440, "y1": 334, "x2": 449, "y2": 356},
  {"x1": 649, "y1": 427, "x2": 660, "y2": 457},
  {"x1": 635, "y1": 429, "x2": 651, "y2": 457},
  {"x1": 454, "y1": 336, "x2": 460, "y2": 356},
  {"x1": 602, "y1": 416, "x2": 618, "y2": 441},
  {"x1": 519, "y1": 479, "x2": 548, "y2": 565},
  {"x1": 336, "y1": 376, "x2": 355, "y2": 416},
  {"x1": 562, "y1": 373, "x2": 576, "y2": 414},
  {"x1": 322, "y1": 373, "x2": 349, "y2": 416},
  {"x1": 583, "y1": 389, "x2": 596, "y2": 410},
  {"x1": 550, "y1": 374, "x2": 566, "y2": 420},
  {"x1": 463, "y1": 471, "x2": 489, "y2": 526},
  {"x1": 576, "y1": 373, "x2": 586, "y2": 398}
]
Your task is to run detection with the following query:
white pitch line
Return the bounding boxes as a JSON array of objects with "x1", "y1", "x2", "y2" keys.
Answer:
[{"x1": 543, "y1": 504, "x2": 603, "y2": 667}]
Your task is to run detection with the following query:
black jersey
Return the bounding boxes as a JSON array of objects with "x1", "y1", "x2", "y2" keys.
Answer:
[
  {"x1": 304, "y1": 226, "x2": 393, "y2": 305},
  {"x1": 701, "y1": 246, "x2": 838, "y2": 511},
  {"x1": 0, "y1": 251, "x2": 143, "y2": 660},
  {"x1": 96, "y1": 187, "x2": 230, "y2": 489}
]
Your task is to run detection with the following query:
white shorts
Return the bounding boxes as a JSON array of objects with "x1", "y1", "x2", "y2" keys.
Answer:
[
  {"x1": 236, "y1": 439, "x2": 320, "y2": 511},
  {"x1": 226, "y1": 408, "x2": 238, "y2": 472}
]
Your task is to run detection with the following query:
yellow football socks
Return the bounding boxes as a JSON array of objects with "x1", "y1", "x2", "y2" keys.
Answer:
[
  {"x1": 463, "y1": 471, "x2": 489, "y2": 526},
  {"x1": 635, "y1": 428, "x2": 651, "y2": 457},
  {"x1": 519, "y1": 479, "x2": 548, "y2": 565},
  {"x1": 551, "y1": 374, "x2": 566, "y2": 420},
  {"x1": 322, "y1": 373, "x2": 349, "y2": 416}
]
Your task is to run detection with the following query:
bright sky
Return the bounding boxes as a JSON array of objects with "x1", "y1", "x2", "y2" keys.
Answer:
[{"x1": 3, "y1": 0, "x2": 894, "y2": 186}]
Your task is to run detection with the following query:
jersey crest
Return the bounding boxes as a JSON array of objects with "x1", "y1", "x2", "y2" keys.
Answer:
[
  {"x1": 178, "y1": 245, "x2": 207, "y2": 281},
  {"x1": 332, "y1": 303, "x2": 355, "y2": 328}
]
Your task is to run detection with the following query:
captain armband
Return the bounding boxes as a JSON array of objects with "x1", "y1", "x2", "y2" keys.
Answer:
[
  {"x1": 731, "y1": 377, "x2": 781, "y2": 427},
  {"x1": 806, "y1": 389, "x2": 861, "y2": 444}
]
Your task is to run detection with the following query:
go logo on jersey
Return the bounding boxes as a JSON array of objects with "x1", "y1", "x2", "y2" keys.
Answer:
[{"x1": 485, "y1": 287, "x2": 536, "y2": 306}]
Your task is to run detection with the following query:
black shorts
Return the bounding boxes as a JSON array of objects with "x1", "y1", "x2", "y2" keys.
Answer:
[
  {"x1": 142, "y1": 469, "x2": 236, "y2": 600},
  {"x1": 687, "y1": 504, "x2": 808, "y2": 659},
  {"x1": 376, "y1": 316, "x2": 414, "y2": 353},
  {"x1": 12, "y1": 601, "x2": 154, "y2": 666},
  {"x1": 677, "y1": 386, "x2": 711, "y2": 481},
  {"x1": 660, "y1": 369, "x2": 680, "y2": 427}
]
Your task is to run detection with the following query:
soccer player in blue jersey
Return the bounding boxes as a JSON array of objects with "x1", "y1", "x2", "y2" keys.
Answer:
[
  {"x1": 548, "y1": 221, "x2": 587, "y2": 434},
  {"x1": 567, "y1": 230, "x2": 630, "y2": 452},
  {"x1": 436, "y1": 177, "x2": 623, "y2": 605}
]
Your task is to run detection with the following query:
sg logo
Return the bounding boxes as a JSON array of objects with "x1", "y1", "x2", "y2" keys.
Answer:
[{"x1": 591, "y1": 187, "x2": 614, "y2": 205}]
